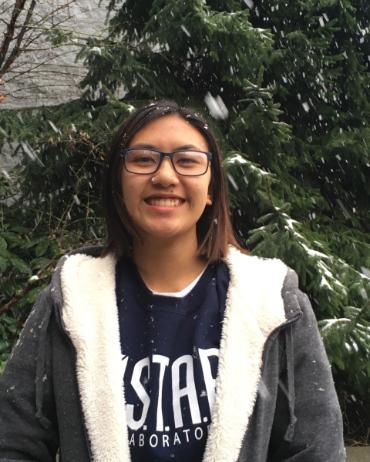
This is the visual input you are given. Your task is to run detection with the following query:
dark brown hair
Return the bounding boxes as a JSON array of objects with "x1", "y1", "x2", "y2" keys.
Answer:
[{"x1": 102, "y1": 100, "x2": 242, "y2": 261}]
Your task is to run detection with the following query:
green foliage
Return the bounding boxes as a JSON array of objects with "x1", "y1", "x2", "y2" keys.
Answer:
[
  {"x1": 79, "y1": 0, "x2": 273, "y2": 101},
  {"x1": 0, "y1": 99, "x2": 133, "y2": 370}
]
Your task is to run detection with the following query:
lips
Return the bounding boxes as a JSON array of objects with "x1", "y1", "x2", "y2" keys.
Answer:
[{"x1": 145, "y1": 197, "x2": 185, "y2": 207}]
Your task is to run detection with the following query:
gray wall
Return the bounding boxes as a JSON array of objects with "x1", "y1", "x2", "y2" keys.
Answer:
[{"x1": 0, "y1": 0, "x2": 108, "y2": 109}]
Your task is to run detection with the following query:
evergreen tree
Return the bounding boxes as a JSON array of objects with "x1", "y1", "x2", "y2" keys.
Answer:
[{"x1": 1, "y1": 0, "x2": 369, "y2": 440}]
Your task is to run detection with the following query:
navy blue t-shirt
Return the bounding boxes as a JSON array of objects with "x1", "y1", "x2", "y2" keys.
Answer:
[{"x1": 116, "y1": 258, "x2": 229, "y2": 462}]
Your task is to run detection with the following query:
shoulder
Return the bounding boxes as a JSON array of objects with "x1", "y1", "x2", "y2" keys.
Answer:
[
  {"x1": 224, "y1": 245, "x2": 290, "y2": 295},
  {"x1": 47, "y1": 246, "x2": 118, "y2": 343},
  {"x1": 53, "y1": 245, "x2": 108, "y2": 273},
  {"x1": 225, "y1": 245, "x2": 288, "y2": 278},
  {"x1": 224, "y1": 246, "x2": 303, "y2": 321},
  {"x1": 49, "y1": 245, "x2": 116, "y2": 306}
]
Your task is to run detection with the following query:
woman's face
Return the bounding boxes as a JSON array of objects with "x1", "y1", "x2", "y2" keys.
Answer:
[{"x1": 121, "y1": 114, "x2": 212, "y2": 244}]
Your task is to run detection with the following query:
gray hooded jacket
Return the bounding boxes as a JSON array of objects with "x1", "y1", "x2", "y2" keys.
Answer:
[{"x1": 0, "y1": 246, "x2": 345, "y2": 461}]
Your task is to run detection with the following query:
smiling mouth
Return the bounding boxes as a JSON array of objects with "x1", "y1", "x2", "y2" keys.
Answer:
[{"x1": 145, "y1": 198, "x2": 185, "y2": 207}]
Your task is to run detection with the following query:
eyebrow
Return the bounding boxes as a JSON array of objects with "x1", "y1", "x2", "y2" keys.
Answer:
[{"x1": 129, "y1": 143, "x2": 203, "y2": 151}]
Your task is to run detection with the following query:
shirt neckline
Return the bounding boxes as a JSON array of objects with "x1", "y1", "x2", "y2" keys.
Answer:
[
  {"x1": 118, "y1": 257, "x2": 216, "y2": 313},
  {"x1": 149, "y1": 265, "x2": 208, "y2": 298}
]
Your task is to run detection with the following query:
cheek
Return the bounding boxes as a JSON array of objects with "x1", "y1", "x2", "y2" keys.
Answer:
[
  {"x1": 201, "y1": 174, "x2": 212, "y2": 202},
  {"x1": 120, "y1": 176, "x2": 140, "y2": 212},
  {"x1": 192, "y1": 181, "x2": 212, "y2": 209}
]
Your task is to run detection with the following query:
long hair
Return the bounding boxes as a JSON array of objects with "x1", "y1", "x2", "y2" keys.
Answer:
[{"x1": 102, "y1": 100, "x2": 242, "y2": 261}]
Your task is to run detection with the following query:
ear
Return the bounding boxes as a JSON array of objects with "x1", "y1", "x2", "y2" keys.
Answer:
[{"x1": 206, "y1": 195, "x2": 213, "y2": 205}]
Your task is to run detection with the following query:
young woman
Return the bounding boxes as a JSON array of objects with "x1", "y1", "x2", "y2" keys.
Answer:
[{"x1": 0, "y1": 100, "x2": 345, "y2": 462}]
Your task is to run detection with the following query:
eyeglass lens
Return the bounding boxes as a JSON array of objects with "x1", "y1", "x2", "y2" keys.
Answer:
[{"x1": 125, "y1": 149, "x2": 209, "y2": 175}]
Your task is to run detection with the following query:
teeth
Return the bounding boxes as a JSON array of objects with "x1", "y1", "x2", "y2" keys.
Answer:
[{"x1": 147, "y1": 198, "x2": 182, "y2": 207}]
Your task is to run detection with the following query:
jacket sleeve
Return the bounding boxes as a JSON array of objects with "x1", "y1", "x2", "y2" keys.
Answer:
[
  {"x1": 0, "y1": 288, "x2": 59, "y2": 462},
  {"x1": 270, "y1": 270, "x2": 346, "y2": 462}
]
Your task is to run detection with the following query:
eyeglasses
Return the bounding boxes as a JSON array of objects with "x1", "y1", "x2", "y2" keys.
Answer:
[{"x1": 121, "y1": 148, "x2": 212, "y2": 176}]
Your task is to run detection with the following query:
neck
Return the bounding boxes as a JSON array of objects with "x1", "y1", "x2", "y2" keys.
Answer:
[{"x1": 132, "y1": 235, "x2": 207, "y2": 292}]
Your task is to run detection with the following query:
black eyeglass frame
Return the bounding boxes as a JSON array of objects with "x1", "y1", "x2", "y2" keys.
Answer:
[{"x1": 120, "y1": 148, "x2": 213, "y2": 176}]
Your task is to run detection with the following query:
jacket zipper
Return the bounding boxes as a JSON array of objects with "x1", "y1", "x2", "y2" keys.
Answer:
[{"x1": 261, "y1": 311, "x2": 302, "y2": 363}]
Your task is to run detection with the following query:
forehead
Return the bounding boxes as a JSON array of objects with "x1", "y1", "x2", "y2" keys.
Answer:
[{"x1": 129, "y1": 114, "x2": 209, "y2": 150}]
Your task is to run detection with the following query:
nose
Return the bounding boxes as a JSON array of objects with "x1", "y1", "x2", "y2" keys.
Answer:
[{"x1": 153, "y1": 156, "x2": 179, "y2": 186}]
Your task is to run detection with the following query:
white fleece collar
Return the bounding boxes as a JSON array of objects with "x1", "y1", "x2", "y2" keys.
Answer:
[
  {"x1": 61, "y1": 246, "x2": 288, "y2": 462},
  {"x1": 203, "y1": 247, "x2": 287, "y2": 462},
  {"x1": 61, "y1": 252, "x2": 130, "y2": 462}
]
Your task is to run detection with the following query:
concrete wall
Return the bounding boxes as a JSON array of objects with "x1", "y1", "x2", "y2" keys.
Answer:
[
  {"x1": 347, "y1": 447, "x2": 370, "y2": 462},
  {"x1": 1, "y1": 0, "x2": 109, "y2": 109}
]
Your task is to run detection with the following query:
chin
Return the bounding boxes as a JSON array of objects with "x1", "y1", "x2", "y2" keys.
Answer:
[
  {"x1": 148, "y1": 229, "x2": 181, "y2": 240},
  {"x1": 140, "y1": 225, "x2": 196, "y2": 243}
]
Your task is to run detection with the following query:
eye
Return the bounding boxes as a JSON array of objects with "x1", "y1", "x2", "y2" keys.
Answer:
[
  {"x1": 175, "y1": 151, "x2": 203, "y2": 166},
  {"x1": 127, "y1": 150, "x2": 158, "y2": 164}
]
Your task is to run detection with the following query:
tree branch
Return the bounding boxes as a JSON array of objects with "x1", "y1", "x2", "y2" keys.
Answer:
[
  {"x1": 0, "y1": 0, "x2": 78, "y2": 80},
  {"x1": 3, "y1": 48, "x2": 84, "y2": 85},
  {"x1": 0, "y1": 0, "x2": 36, "y2": 78},
  {"x1": 28, "y1": 0, "x2": 76, "y2": 29},
  {"x1": 0, "y1": 258, "x2": 57, "y2": 315},
  {"x1": 0, "y1": 0, "x2": 28, "y2": 69}
]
